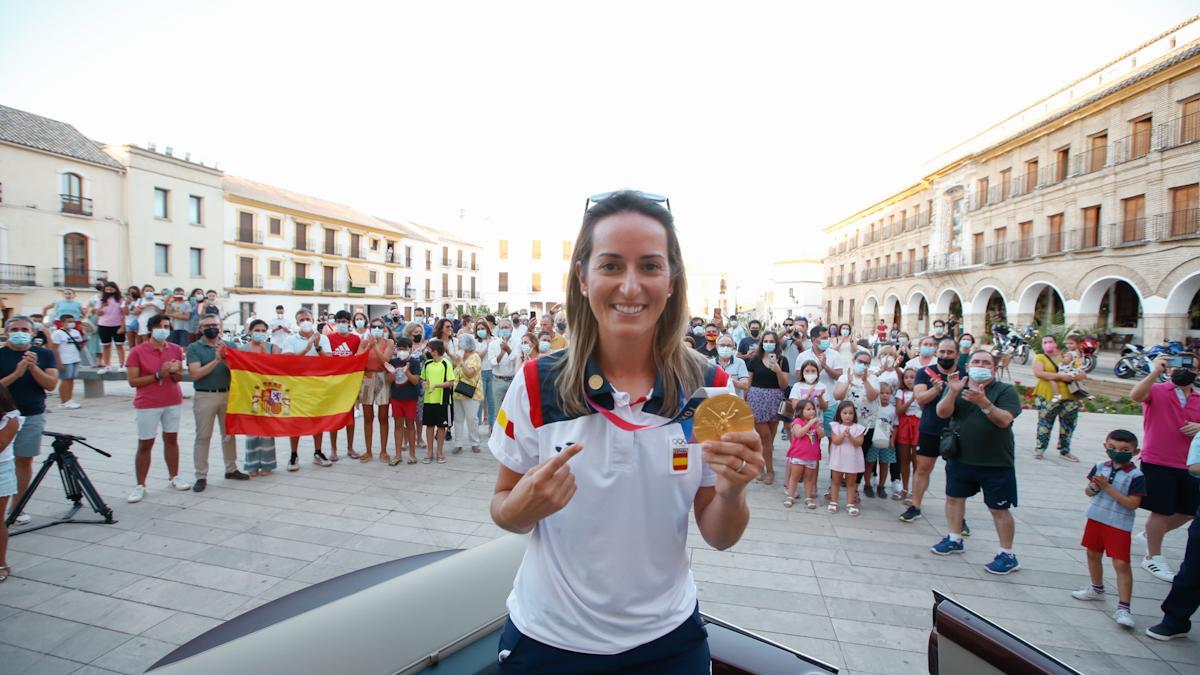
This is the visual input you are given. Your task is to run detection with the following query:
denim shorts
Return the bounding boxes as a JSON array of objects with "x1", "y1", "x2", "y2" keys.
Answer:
[
  {"x1": 60, "y1": 362, "x2": 79, "y2": 381},
  {"x1": 0, "y1": 460, "x2": 16, "y2": 496},
  {"x1": 13, "y1": 413, "x2": 45, "y2": 458}
]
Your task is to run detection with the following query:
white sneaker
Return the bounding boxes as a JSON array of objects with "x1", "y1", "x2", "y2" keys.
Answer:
[
  {"x1": 1113, "y1": 607, "x2": 1135, "y2": 628},
  {"x1": 891, "y1": 479, "x2": 902, "y2": 494},
  {"x1": 354, "y1": 407, "x2": 362, "y2": 418},
  {"x1": 62, "y1": 400, "x2": 81, "y2": 410},
  {"x1": 1072, "y1": 586, "x2": 1104, "y2": 601},
  {"x1": 1134, "y1": 530, "x2": 1148, "y2": 557},
  {"x1": 127, "y1": 485, "x2": 146, "y2": 503},
  {"x1": 12, "y1": 513, "x2": 31, "y2": 526},
  {"x1": 168, "y1": 476, "x2": 192, "y2": 491},
  {"x1": 96, "y1": 366, "x2": 109, "y2": 375},
  {"x1": 1142, "y1": 555, "x2": 1175, "y2": 582}
]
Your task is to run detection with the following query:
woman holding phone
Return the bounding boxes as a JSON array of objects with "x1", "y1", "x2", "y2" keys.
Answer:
[
  {"x1": 745, "y1": 330, "x2": 788, "y2": 485},
  {"x1": 488, "y1": 191, "x2": 763, "y2": 671}
]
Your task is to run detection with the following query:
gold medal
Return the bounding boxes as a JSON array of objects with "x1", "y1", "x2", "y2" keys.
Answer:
[{"x1": 692, "y1": 394, "x2": 755, "y2": 442}]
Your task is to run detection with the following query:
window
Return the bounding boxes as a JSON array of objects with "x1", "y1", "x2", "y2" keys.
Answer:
[
  {"x1": 837, "y1": 299, "x2": 844, "y2": 318},
  {"x1": 994, "y1": 226, "x2": 1007, "y2": 248},
  {"x1": 471, "y1": 252, "x2": 477, "y2": 270},
  {"x1": 154, "y1": 188, "x2": 169, "y2": 219},
  {"x1": 470, "y1": 277, "x2": 476, "y2": 296},
  {"x1": 240, "y1": 257, "x2": 255, "y2": 287},
  {"x1": 1183, "y1": 98, "x2": 1200, "y2": 145},
  {"x1": 1170, "y1": 183, "x2": 1199, "y2": 236},
  {"x1": 239, "y1": 302, "x2": 256, "y2": 321},
  {"x1": 499, "y1": 239, "x2": 509, "y2": 259},
  {"x1": 971, "y1": 233, "x2": 983, "y2": 264},
  {"x1": 532, "y1": 272, "x2": 542, "y2": 292},
  {"x1": 295, "y1": 222, "x2": 309, "y2": 250},
  {"x1": 369, "y1": 270, "x2": 378, "y2": 284},
  {"x1": 442, "y1": 273, "x2": 449, "y2": 295},
  {"x1": 238, "y1": 211, "x2": 255, "y2": 243},
  {"x1": 370, "y1": 238, "x2": 379, "y2": 251},
  {"x1": 1089, "y1": 133, "x2": 1108, "y2": 173},
  {"x1": 976, "y1": 177, "x2": 988, "y2": 207},
  {"x1": 188, "y1": 195, "x2": 203, "y2": 225},
  {"x1": 350, "y1": 234, "x2": 362, "y2": 258},
  {"x1": 155, "y1": 243, "x2": 170, "y2": 274},
  {"x1": 1048, "y1": 213, "x2": 1064, "y2": 253},
  {"x1": 948, "y1": 197, "x2": 964, "y2": 252},
  {"x1": 425, "y1": 249, "x2": 431, "y2": 271},
  {"x1": 1054, "y1": 148, "x2": 1069, "y2": 182},
  {"x1": 1131, "y1": 116, "x2": 1152, "y2": 158},
  {"x1": 269, "y1": 259, "x2": 282, "y2": 278},
  {"x1": 62, "y1": 233, "x2": 88, "y2": 285},
  {"x1": 1024, "y1": 159, "x2": 1038, "y2": 193},
  {"x1": 405, "y1": 245, "x2": 412, "y2": 265},
  {"x1": 532, "y1": 240, "x2": 542, "y2": 260},
  {"x1": 563, "y1": 240, "x2": 572, "y2": 260},
  {"x1": 295, "y1": 262, "x2": 308, "y2": 279},
  {"x1": 457, "y1": 250, "x2": 463, "y2": 268},
  {"x1": 999, "y1": 168, "x2": 1011, "y2": 201},
  {"x1": 269, "y1": 216, "x2": 282, "y2": 236},
  {"x1": 1121, "y1": 195, "x2": 1146, "y2": 242},
  {"x1": 498, "y1": 272, "x2": 508, "y2": 292},
  {"x1": 1018, "y1": 221, "x2": 1033, "y2": 257},
  {"x1": 442, "y1": 246, "x2": 449, "y2": 265},
  {"x1": 457, "y1": 274, "x2": 463, "y2": 295},
  {"x1": 189, "y1": 247, "x2": 203, "y2": 277},
  {"x1": 1081, "y1": 206, "x2": 1101, "y2": 247}
]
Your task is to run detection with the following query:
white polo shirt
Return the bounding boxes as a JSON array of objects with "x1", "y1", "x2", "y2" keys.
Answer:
[{"x1": 489, "y1": 353, "x2": 721, "y2": 655}]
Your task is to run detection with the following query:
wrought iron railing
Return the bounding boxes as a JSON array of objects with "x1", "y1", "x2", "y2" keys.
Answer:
[
  {"x1": 60, "y1": 194, "x2": 93, "y2": 216},
  {"x1": 0, "y1": 263, "x2": 36, "y2": 286}
]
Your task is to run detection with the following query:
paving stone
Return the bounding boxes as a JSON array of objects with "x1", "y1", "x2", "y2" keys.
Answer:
[
  {"x1": 111, "y1": 578, "x2": 250, "y2": 619},
  {"x1": 139, "y1": 612, "x2": 222, "y2": 645},
  {"x1": 32, "y1": 590, "x2": 175, "y2": 635},
  {"x1": 90, "y1": 636, "x2": 176, "y2": 673}
]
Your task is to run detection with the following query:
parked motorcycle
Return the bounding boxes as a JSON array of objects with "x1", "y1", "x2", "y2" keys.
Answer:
[
  {"x1": 1113, "y1": 341, "x2": 1183, "y2": 381},
  {"x1": 1078, "y1": 335, "x2": 1099, "y2": 373}
]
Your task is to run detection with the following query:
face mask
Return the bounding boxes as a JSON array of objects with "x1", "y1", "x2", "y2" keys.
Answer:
[
  {"x1": 706, "y1": 334, "x2": 717, "y2": 343},
  {"x1": 730, "y1": 320, "x2": 738, "y2": 326},
  {"x1": 499, "y1": 328, "x2": 512, "y2": 339},
  {"x1": 144, "y1": 293, "x2": 155, "y2": 300},
  {"x1": 818, "y1": 339, "x2": 830, "y2": 351},
  {"x1": 749, "y1": 329, "x2": 760, "y2": 338},
  {"x1": 32, "y1": 322, "x2": 43, "y2": 331},
  {"x1": 202, "y1": 327, "x2": 221, "y2": 339},
  {"x1": 520, "y1": 343, "x2": 532, "y2": 354},
  {"x1": 968, "y1": 367, "x2": 992, "y2": 382},
  {"x1": 336, "y1": 323, "x2": 350, "y2": 335},
  {"x1": 937, "y1": 357, "x2": 956, "y2": 370},
  {"x1": 251, "y1": 332, "x2": 269, "y2": 343},
  {"x1": 853, "y1": 363, "x2": 868, "y2": 375},
  {"x1": 920, "y1": 346, "x2": 935, "y2": 357},
  {"x1": 538, "y1": 341, "x2": 551, "y2": 353},
  {"x1": 193, "y1": 294, "x2": 203, "y2": 301},
  {"x1": 7, "y1": 332, "x2": 31, "y2": 347},
  {"x1": 355, "y1": 319, "x2": 367, "y2": 329},
  {"x1": 882, "y1": 357, "x2": 895, "y2": 368},
  {"x1": 152, "y1": 328, "x2": 171, "y2": 342},
  {"x1": 556, "y1": 322, "x2": 567, "y2": 333},
  {"x1": 959, "y1": 340, "x2": 972, "y2": 350},
  {"x1": 1105, "y1": 448, "x2": 1134, "y2": 465},
  {"x1": 762, "y1": 342, "x2": 776, "y2": 353},
  {"x1": 803, "y1": 372, "x2": 818, "y2": 384},
  {"x1": 933, "y1": 327, "x2": 945, "y2": 336},
  {"x1": 717, "y1": 346, "x2": 734, "y2": 359},
  {"x1": 64, "y1": 322, "x2": 76, "y2": 330},
  {"x1": 299, "y1": 321, "x2": 315, "y2": 333},
  {"x1": 899, "y1": 337, "x2": 909, "y2": 345},
  {"x1": 398, "y1": 350, "x2": 411, "y2": 360},
  {"x1": 476, "y1": 329, "x2": 487, "y2": 339},
  {"x1": 1043, "y1": 343, "x2": 1057, "y2": 354},
  {"x1": 692, "y1": 326, "x2": 703, "y2": 336},
  {"x1": 830, "y1": 328, "x2": 840, "y2": 336},
  {"x1": 1172, "y1": 369, "x2": 1198, "y2": 387},
  {"x1": 371, "y1": 328, "x2": 385, "y2": 338}
]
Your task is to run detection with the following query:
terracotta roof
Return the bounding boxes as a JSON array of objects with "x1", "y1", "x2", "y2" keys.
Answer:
[
  {"x1": 375, "y1": 217, "x2": 439, "y2": 244},
  {"x1": 0, "y1": 104, "x2": 124, "y2": 170},
  {"x1": 223, "y1": 175, "x2": 403, "y2": 234}
]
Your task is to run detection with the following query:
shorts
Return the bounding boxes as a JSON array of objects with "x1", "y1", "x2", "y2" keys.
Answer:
[
  {"x1": 788, "y1": 457, "x2": 818, "y2": 468},
  {"x1": 59, "y1": 362, "x2": 79, "y2": 380},
  {"x1": 13, "y1": 413, "x2": 45, "y2": 458},
  {"x1": 1139, "y1": 461, "x2": 1200, "y2": 516},
  {"x1": 422, "y1": 401, "x2": 450, "y2": 428},
  {"x1": 390, "y1": 399, "x2": 418, "y2": 421},
  {"x1": 136, "y1": 404, "x2": 182, "y2": 439},
  {"x1": 821, "y1": 408, "x2": 836, "y2": 440},
  {"x1": 359, "y1": 371, "x2": 390, "y2": 407},
  {"x1": 916, "y1": 432, "x2": 942, "y2": 458},
  {"x1": 896, "y1": 415, "x2": 920, "y2": 446},
  {"x1": 0, "y1": 459, "x2": 15, "y2": 496},
  {"x1": 866, "y1": 445, "x2": 897, "y2": 463},
  {"x1": 944, "y1": 459, "x2": 1018, "y2": 510},
  {"x1": 98, "y1": 324, "x2": 125, "y2": 345},
  {"x1": 1081, "y1": 518, "x2": 1132, "y2": 562}
]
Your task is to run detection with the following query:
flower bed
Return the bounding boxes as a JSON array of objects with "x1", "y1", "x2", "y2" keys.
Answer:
[{"x1": 1012, "y1": 381, "x2": 1142, "y2": 415}]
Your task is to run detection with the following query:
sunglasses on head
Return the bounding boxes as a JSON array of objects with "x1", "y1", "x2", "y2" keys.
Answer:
[{"x1": 584, "y1": 190, "x2": 671, "y2": 215}]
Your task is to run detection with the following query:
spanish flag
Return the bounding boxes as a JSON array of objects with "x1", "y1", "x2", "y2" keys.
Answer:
[{"x1": 225, "y1": 350, "x2": 368, "y2": 436}]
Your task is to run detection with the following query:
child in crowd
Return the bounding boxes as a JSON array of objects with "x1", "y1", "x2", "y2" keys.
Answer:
[
  {"x1": 893, "y1": 368, "x2": 920, "y2": 502},
  {"x1": 789, "y1": 360, "x2": 828, "y2": 415},
  {"x1": 1058, "y1": 344, "x2": 1094, "y2": 401},
  {"x1": 385, "y1": 336, "x2": 423, "y2": 466},
  {"x1": 0, "y1": 385, "x2": 23, "y2": 584},
  {"x1": 784, "y1": 399, "x2": 823, "y2": 509},
  {"x1": 419, "y1": 339, "x2": 456, "y2": 463},
  {"x1": 827, "y1": 401, "x2": 865, "y2": 516},
  {"x1": 50, "y1": 313, "x2": 84, "y2": 410},
  {"x1": 866, "y1": 381, "x2": 896, "y2": 499},
  {"x1": 1071, "y1": 429, "x2": 1144, "y2": 629}
]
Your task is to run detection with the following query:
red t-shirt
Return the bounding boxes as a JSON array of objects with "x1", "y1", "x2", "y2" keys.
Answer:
[
  {"x1": 327, "y1": 332, "x2": 361, "y2": 357},
  {"x1": 1140, "y1": 381, "x2": 1200, "y2": 469},
  {"x1": 126, "y1": 341, "x2": 185, "y2": 409}
]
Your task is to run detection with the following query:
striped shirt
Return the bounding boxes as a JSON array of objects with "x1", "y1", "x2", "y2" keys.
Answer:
[{"x1": 1085, "y1": 460, "x2": 1145, "y2": 531}]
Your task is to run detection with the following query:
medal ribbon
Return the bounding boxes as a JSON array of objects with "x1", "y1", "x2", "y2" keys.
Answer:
[{"x1": 582, "y1": 386, "x2": 727, "y2": 441}]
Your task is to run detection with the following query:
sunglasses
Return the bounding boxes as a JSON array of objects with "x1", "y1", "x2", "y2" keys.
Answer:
[{"x1": 584, "y1": 190, "x2": 671, "y2": 214}]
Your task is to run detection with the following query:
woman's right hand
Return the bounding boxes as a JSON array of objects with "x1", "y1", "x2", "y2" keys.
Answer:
[{"x1": 500, "y1": 444, "x2": 583, "y2": 528}]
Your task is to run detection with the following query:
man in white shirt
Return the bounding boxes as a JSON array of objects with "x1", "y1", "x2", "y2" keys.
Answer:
[
  {"x1": 51, "y1": 313, "x2": 84, "y2": 410},
  {"x1": 280, "y1": 309, "x2": 334, "y2": 470},
  {"x1": 489, "y1": 318, "x2": 520, "y2": 409},
  {"x1": 268, "y1": 305, "x2": 294, "y2": 345},
  {"x1": 796, "y1": 324, "x2": 845, "y2": 442}
]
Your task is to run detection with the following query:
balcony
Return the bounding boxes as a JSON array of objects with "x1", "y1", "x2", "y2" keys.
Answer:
[
  {"x1": 424, "y1": 290, "x2": 434, "y2": 301},
  {"x1": 403, "y1": 287, "x2": 415, "y2": 300},
  {"x1": 349, "y1": 247, "x2": 365, "y2": 260},
  {"x1": 321, "y1": 279, "x2": 346, "y2": 294},
  {"x1": 293, "y1": 239, "x2": 315, "y2": 253},
  {"x1": 1038, "y1": 160, "x2": 1069, "y2": 188},
  {"x1": 915, "y1": 211, "x2": 931, "y2": 228},
  {"x1": 1011, "y1": 171, "x2": 1037, "y2": 198},
  {"x1": 470, "y1": 264, "x2": 479, "y2": 272},
  {"x1": 441, "y1": 258, "x2": 451, "y2": 267},
  {"x1": 323, "y1": 243, "x2": 345, "y2": 257},
  {"x1": 53, "y1": 268, "x2": 107, "y2": 288},
  {"x1": 1110, "y1": 129, "x2": 1153, "y2": 165},
  {"x1": 349, "y1": 285, "x2": 366, "y2": 294},
  {"x1": 0, "y1": 263, "x2": 36, "y2": 286},
  {"x1": 235, "y1": 274, "x2": 264, "y2": 289},
  {"x1": 236, "y1": 229, "x2": 263, "y2": 245},
  {"x1": 914, "y1": 257, "x2": 928, "y2": 273},
  {"x1": 1071, "y1": 146, "x2": 1109, "y2": 177},
  {"x1": 60, "y1": 194, "x2": 92, "y2": 216},
  {"x1": 1159, "y1": 111, "x2": 1200, "y2": 151},
  {"x1": 293, "y1": 277, "x2": 315, "y2": 291}
]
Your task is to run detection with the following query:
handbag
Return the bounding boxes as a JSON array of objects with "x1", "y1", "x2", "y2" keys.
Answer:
[
  {"x1": 938, "y1": 422, "x2": 961, "y2": 460},
  {"x1": 453, "y1": 380, "x2": 477, "y2": 399},
  {"x1": 872, "y1": 417, "x2": 892, "y2": 448}
]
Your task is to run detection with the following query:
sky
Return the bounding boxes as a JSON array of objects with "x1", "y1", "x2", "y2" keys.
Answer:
[{"x1": 1, "y1": 0, "x2": 1197, "y2": 286}]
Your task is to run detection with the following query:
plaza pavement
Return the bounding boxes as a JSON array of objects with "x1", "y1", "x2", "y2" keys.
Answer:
[{"x1": 0, "y1": 384, "x2": 1196, "y2": 674}]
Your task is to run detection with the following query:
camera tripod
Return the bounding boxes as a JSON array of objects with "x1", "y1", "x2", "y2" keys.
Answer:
[{"x1": 6, "y1": 431, "x2": 116, "y2": 535}]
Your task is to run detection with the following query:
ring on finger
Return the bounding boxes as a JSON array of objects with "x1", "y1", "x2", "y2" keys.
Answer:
[{"x1": 737, "y1": 458, "x2": 747, "y2": 473}]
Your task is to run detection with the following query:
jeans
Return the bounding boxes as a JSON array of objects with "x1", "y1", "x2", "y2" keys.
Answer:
[
  {"x1": 170, "y1": 329, "x2": 191, "y2": 347},
  {"x1": 1160, "y1": 510, "x2": 1200, "y2": 633},
  {"x1": 479, "y1": 369, "x2": 495, "y2": 425},
  {"x1": 493, "y1": 376, "x2": 514, "y2": 418}
]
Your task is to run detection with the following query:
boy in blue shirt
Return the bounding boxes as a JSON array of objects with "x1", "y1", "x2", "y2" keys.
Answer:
[{"x1": 1072, "y1": 429, "x2": 1145, "y2": 629}]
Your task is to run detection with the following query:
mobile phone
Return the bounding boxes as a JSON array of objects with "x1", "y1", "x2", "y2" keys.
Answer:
[{"x1": 1169, "y1": 355, "x2": 1194, "y2": 368}]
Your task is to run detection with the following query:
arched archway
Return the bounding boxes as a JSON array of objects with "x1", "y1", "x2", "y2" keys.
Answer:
[
  {"x1": 1079, "y1": 277, "x2": 1144, "y2": 343},
  {"x1": 972, "y1": 286, "x2": 1008, "y2": 336},
  {"x1": 933, "y1": 288, "x2": 963, "y2": 323},
  {"x1": 861, "y1": 295, "x2": 880, "y2": 329},
  {"x1": 1017, "y1": 281, "x2": 1066, "y2": 329},
  {"x1": 907, "y1": 290, "x2": 931, "y2": 336},
  {"x1": 883, "y1": 294, "x2": 902, "y2": 331},
  {"x1": 1166, "y1": 271, "x2": 1200, "y2": 344}
]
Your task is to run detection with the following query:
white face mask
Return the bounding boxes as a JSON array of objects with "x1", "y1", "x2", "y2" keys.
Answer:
[
  {"x1": 299, "y1": 320, "x2": 315, "y2": 333},
  {"x1": 397, "y1": 350, "x2": 410, "y2": 360},
  {"x1": 803, "y1": 372, "x2": 818, "y2": 384}
]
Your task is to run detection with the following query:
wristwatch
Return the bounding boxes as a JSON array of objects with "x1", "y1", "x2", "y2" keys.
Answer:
[{"x1": 980, "y1": 406, "x2": 994, "y2": 415}]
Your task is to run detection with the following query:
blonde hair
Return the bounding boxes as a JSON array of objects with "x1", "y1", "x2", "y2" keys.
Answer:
[{"x1": 554, "y1": 192, "x2": 706, "y2": 417}]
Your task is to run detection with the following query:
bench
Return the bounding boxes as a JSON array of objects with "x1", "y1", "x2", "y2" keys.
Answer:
[{"x1": 75, "y1": 367, "x2": 193, "y2": 399}]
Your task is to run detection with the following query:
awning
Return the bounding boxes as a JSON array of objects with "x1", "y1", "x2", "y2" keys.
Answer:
[{"x1": 347, "y1": 265, "x2": 370, "y2": 287}]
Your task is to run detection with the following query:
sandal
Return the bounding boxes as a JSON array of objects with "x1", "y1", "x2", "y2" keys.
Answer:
[
  {"x1": 891, "y1": 489, "x2": 904, "y2": 501},
  {"x1": 0, "y1": 564, "x2": 9, "y2": 583},
  {"x1": 421, "y1": 457, "x2": 433, "y2": 464},
  {"x1": 378, "y1": 452, "x2": 390, "y2": 464},
  {"x1": 329, "y1": 451, "x2": 340, "y2": 462},
  {"x1": 805, "y1": 498, "x2": 817, "y2": 510},
  {"x1": 436, "y1": 456, "x2": 447, "y2": 464},
  {"x1": 347, "y1": 449, "x2": 362, "y2": 460},
  {"x1": 452, "y1": 447, "x2": 463, "y2": 455},
  {"x1": 1034, "y1": 450, "x2": 1045, "y2": 460},
  {"x1": 763, "y1": 472, "x2": 775, "y2": 486},
  {"x1": 359, "y1": 452, "x2": 374, "y2": 463},
  {"x1": 388, "y1": 456, "x2": 404, "y2": 467},
  {"x1": 407, "y1": 456, "x2": 418, "y2": 465},
  {"x1": 828, "y1": 502, "x2": 839, "y2": 514},
  {"x1": 471, "y1": 446, "x2": 480, "y2": 453},
  {"x1": 848, "y1": 504, "x2": 860, "y2": 517},
  {"x1": 783, "y1": 497, "x2": 794, "y2": 508},
  {"x1": 1061, "y1": 452, "x2": 1080, "y2": 463}
]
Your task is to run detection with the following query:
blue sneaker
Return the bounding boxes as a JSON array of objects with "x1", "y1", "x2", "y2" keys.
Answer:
[
  {"x1": 931, "y1": 536, "x2": 964, "y2": 556},
  {"x1": 985, "y1": 552, "x2": 1021, "y2": 575},
  {"x1": 961, "y1": 519, "x2": 971, "y2": 537}
]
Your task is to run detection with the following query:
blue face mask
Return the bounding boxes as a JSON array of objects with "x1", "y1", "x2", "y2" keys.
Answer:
[
  {"x1": 499, "y1": 328, "x2": 512, "y2": 339},
  {"x1": 968, "y1": 367, "x2": 993, "y2": 383},
  {"x1": 717, "y1": 346, "x2": 734, "y2": 359},
  {"x1": 959, "y1": 340, "x2": 973, "y2": 351},
  {"x1": 762, "y1": 342, "x2": 776, "y2": 353},
  {"x1": 853, "y1": 362, "x2": 867, "y2": 375},
  {"x1": 151, "y1": 328, "x2": 171, "y2": 342},
  {"x1": 818, "y1": 339, "x2": 830, "y2": 351},
  {"x1": 476, "y1": 329, "x2": 487, "y2": 339},
  {"x1": 538, "y1": 341, "x2": 551, "y2": 353},
  {"x1": 919, "y1": 346, "x2": 935, "y2": 357},
  {"x1": 7, "y1": 332, "x2": 31, "y2": 347},
  {"x1": 251, "y1": 332, "x2": 269, "y2": 343},
  {"x1": 371, "y1": 328, "x2": 385, "y2": 338}
]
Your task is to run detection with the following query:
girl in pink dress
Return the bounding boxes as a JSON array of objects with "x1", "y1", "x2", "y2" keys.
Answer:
[
  {"x1": 828, "y1": 401, "x2": 866, "y2": 516},
  {"x1": 785, "y1": 399, "x2": 823, "y2": 509}
]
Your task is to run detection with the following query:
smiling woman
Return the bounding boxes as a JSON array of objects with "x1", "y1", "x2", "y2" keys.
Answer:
[{"x1": 486, "y1": 190, "x2": 765, "y2": 672}]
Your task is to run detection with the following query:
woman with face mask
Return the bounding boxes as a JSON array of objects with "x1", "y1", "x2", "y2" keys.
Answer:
[
  {"x1": 137, "y1": 286, "x2": 164, "y2": 343},
  {"x1": 401, "y1": 322, "x2": 428, "y2": 449},
  {"x1": 351, "y1": 311, "x2": 370, "y2": 341},
  {"x1": 355, "y1": 320, "x2": 395, "y2": 463},
  {"x1": 746, "y1": 331, "x2": 789, "y2": 484},
  {"x1": 1031, "y1": 336, "x2": 1082, "y2": 462},
  {"x1": 241, "y1": 319, "x2": 280, "y2": 476},
  {"x1": 95, "y1": 282, "x2": 127, "y2": 374},
  {"x1": 474, "y1": 320, "x2": 495, "y2": 428},
  {"x1": 124, "y1": 287, "x2": 142, "y2": 348},
  {"x1": 451, "y1": 333, "x2": 484, "y2": 453},
  {"x1": 711, "y1": 335, "x2": 749, "y2": 399},
  {"x1": 956, "y1": 333, "x2": 976, "y2": 372}
]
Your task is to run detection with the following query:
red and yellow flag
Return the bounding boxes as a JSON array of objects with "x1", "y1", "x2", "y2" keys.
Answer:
[{"x1": 225, "y1": 350, "x2": 368, "y2": 436}]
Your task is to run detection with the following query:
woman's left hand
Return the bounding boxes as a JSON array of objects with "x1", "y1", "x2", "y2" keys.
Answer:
[{"x1": 702, "y1": 430, "x2": 765, "y2": 498}]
